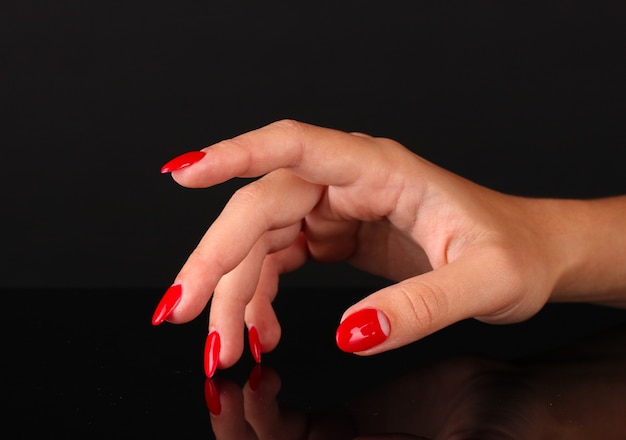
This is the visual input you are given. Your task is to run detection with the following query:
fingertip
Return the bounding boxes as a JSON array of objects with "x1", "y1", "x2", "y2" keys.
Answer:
[
  {"x1": 335, "y1": 308, "x2": 390, "y2": 353},
  {"x1": 160, "y1": 150, "x2": 206, "y2": 174},
  {"x1": 151, "y1": 284, "x2": 182, "y2": 326},
  {"x1": 244, "y1": 295, "x2": 283, "y2": 353},
  {"x1": 205, "y1": 319, "x2": 247, "y2": 371},
  {"x1": 204, "y1": 330, "x2": 221, "y2": 378},
  {"x1": 156, "y1": 279, "x2": 215, "y2": 325},
  {"x1": 247, "y1": 325, "x2": 262, "y2": 363},
  {"x1": 203, "y1": 329, "x2": 249, "y2": 377}
]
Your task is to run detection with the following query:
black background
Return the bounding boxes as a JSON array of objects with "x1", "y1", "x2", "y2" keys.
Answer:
[{"x1": 2, "y1": 0, "x2": 625, "y2": 289}]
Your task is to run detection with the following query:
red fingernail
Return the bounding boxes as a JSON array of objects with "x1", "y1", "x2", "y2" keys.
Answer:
[
  {"x1": 248, "y1": 326, "x2": 262, "y2": 363},
  {"x1": 335, "y1": 308, "x2": 390, "y2": 353},
  {"x1": 204, "y1": 379, "x2": 221, "y2": 416},
  {"x1": 151, "y1": 284, "x2": 182, "y2": 326},
  {"x1": 160, "y1": 151, "x2": 206, "y2": 173},
  {"x1": 204, "y1": 330, "x2": 221, "y2": 378}
]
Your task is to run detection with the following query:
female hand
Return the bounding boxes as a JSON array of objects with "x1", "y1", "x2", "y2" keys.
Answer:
[{"x1": 152, "y1": 119, "x2": 626, "y2": 376}]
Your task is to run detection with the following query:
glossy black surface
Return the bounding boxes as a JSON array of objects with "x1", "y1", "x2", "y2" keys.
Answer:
[{"x1": 4, "y1": 288, "x2": 626, "y2": 438}]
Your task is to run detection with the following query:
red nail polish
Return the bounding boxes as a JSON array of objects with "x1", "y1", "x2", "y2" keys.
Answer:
[
  {"x1": 160, "y1": 151, "x2": 206, "y2": 173},
  {"x1": 204, "y1": 331, "x2": 221, "y2": 378},
  {"x1": 204, "y1": 379, "x2": 221, "y2": 416},
  {"x1": 335, "y1": 308, "x2": 390, "y2": 353},
  {"x1": 151, "y1": 284, "x2": 182, "y2": 326},
  {"x1": 248, "y1": 326, "x2": 262, "y2": 363}
]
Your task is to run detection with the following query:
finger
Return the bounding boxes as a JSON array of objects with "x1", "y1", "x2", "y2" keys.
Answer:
[
  {"x1": 244, "y1": 233, "x2": 310, "y2": 360},
  {"x1": 169, "y1": 120, "x2": 373, "y2": 188},
  {"x1": 210, "y1": 222, "x2": 302, "y2": 368},
  {"x1": 336, "y1": 249, "x2": 550, "y2": 355},
  {"x1": 169, "y1": 120, "x2": 425, "y2": 223},
  {"x1": 164, "y1": 170, "x2": 323, "y2": 324},
  {"x1": 167, "y1": 120, "x2": 429, "y2": 240}
]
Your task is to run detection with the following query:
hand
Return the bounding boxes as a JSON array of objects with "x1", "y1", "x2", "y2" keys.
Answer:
[{"x1": 153, "y1": 119, "x2": 624, "y2": 375}]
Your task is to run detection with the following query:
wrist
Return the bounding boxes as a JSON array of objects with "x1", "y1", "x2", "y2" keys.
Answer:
[{"x1": 532, "y1": 196, "x2": 626, "y2": 306}]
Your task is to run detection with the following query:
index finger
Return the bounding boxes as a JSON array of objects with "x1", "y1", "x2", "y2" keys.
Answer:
[{"x1": 169, "y1": 119, "x2": 383, "y2": 189}]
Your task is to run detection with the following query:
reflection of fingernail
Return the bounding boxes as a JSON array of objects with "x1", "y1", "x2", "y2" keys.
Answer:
[
  {"x1": 204, "y1": 330, "x2": 221, "y2": 378},
  {"x1": 335, "y1": 308, "x2": 390, "y2": 353},
  {"x1": 248, "y1": 326, "x2": 262, "y2": 363},
  {"x1": 248, "y1": 364, "x2": 262, "y2": 391},
  {"x1": 151, "y1": 284, "x2": 182, "y2": 326},
  {"x1": 160, "y1": 151, "x2": 206, "y2": 173},
  {"x1": 204, "y1": 379, "x2": 221, "y2": 416}
]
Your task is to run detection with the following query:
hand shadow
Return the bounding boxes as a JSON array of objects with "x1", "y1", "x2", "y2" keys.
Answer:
[{"x1": 204, "y1": 324, "x2": 626, "y2": 440}]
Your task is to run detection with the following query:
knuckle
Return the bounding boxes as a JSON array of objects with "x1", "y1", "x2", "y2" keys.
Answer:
[
  {"x1": 398, "y1": 280, "x2": 447, "y2": 335},
  {"x1": 477, "y1": 243, "x2": 547, "y2": 322},
  {"x1": 267, "y1": 119, "x2": 307, "y2": 166},
  {"x1": 485, "y1": 245, "x2": 528, "y2": 295},
  {"x1": 229, "y1": 179, "x2": 276, "y2": 231},
  {"x1": 231, "y1": 179, "x2": 268, "y2": 206},
  {"x1": 270, "y1": 118, "x2": 305, "y2": 133},
  {"x1": 371, "y1": 136, "x2": 408, "y2": 157},
  {"x1": 374, "y1": 136, "x2": 402, "y2": 148},
  {"x1": 215, "y1": 135, "x2": 247, "y2": 151}
]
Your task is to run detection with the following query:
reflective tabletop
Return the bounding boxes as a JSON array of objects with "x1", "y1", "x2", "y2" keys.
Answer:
[{"x1": 4, "y1": 288, "x2": 626, "y2": 438}]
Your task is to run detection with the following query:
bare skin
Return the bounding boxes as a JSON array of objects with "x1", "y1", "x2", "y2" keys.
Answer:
[{"x1": 159, "y1": 119, "x2": 626, "y2": 371}]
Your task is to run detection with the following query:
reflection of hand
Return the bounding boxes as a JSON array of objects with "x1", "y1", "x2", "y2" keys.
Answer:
[
  {"x1": 153, "y1": 120, "x2": 626, "y2": 375},
  {"x1": 205, "y1": 365, "x2": 355, "y2": 440},
  {"x1": 205, "y1": 325, "x2": 626, "y2": 439},
  {"x1": 349, "y1": 324, "x2": 626, "y2": 439}
]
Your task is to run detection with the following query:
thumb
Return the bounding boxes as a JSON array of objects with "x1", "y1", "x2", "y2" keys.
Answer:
[{"x1": 336, "y1": 250, "x2": 547, "y2": 354}]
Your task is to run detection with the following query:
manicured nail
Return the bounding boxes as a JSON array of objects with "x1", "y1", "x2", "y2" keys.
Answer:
[
  {"x1": 204, "y1": 379, "x2": 221, "y2": 416},
  {"x1": 248, "y1": 326, "x2": 262, "y2": 363},
  {"x1": 335, "y1": 308, "x2": 390, "y2": 353},
  {"x1": 151, "y1": 284, "x2": 182, "y2": 326},
  {"x1": 247, "y1": 364, "x2": 262, "y2": 392},
  {"x1": 160, "y1": 151, "x2": 206, "y2": 173},
  {"x1": 204, "y1": 330, "x2": 221, "y2": 378}
]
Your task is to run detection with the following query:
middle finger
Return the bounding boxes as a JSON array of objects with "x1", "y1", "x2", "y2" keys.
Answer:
[{"x1": 167, "y1": 169, "x2": 324, "y2": 325}]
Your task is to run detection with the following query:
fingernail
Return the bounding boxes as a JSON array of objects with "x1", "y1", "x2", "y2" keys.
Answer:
[
  {"x1": 248, "y1": 364, "x2": 262, "y2": 392},
  {"x1": 248, "y1": 326, "x2": 262, "y2": 363},
  {"x1": 204, "y1": 379, "x2": 221, "y2": 416},
  {"x1": 335, "y1": 308, "x2": 390, "y2": 353},
  {"x1": 160, "y1": 151, "x2": 206, "y2": 173},
  {"x1": 204, "y1": 330, "x2": 221, "y2": 378},
  {"x1": 151, "y1": 284, "x2": 182, "y2": 326}
]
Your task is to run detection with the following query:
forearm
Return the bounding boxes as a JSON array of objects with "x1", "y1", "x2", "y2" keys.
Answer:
[{"x1": 535, "y1": 195, "x2": 626, "y2": 306}]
